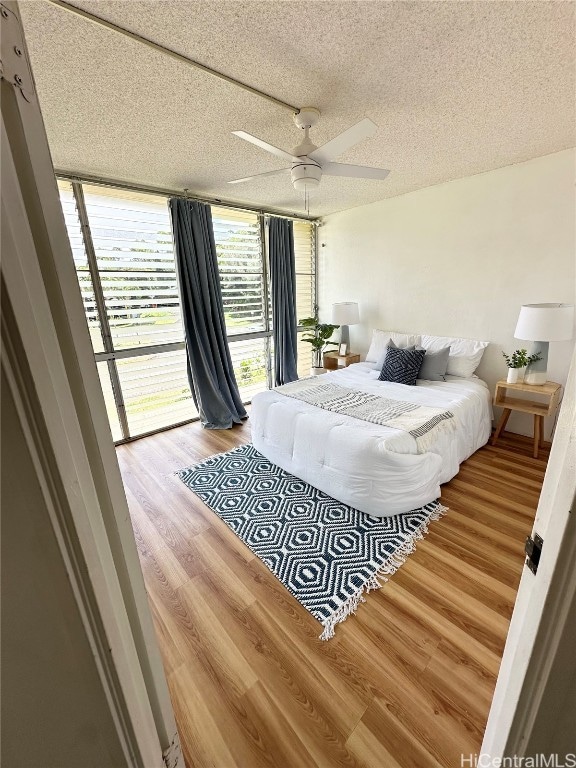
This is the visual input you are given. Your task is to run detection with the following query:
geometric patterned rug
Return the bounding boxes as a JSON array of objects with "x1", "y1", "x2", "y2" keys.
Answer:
[{"x1": 177, "y1": 443, "x2": 447, "y2": 640}]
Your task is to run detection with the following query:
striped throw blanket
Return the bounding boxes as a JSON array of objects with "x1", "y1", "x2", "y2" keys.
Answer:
[{"x1": 276, "y1": 378, "x2": 455, "y2": 453}]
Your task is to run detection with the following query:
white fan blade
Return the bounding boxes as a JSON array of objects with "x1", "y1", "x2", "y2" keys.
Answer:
[
  {"x1": 308, "y1": 118, "x2": 378, "y2": 164},
  {"x1": 228, "y1": 168, "x2": 291, "y2": 185},
  {"x1": 322, "y1": 162, "x2": 390, "y2": 181},
  {"x1": 232, "y1": 131, "x2": 296, "y2": 163}
]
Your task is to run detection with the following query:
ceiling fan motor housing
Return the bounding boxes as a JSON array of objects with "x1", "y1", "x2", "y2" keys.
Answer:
[
  {"x1": 291, "y1": 161, "x2": 322, "y2": 191},
  {"x1": 293, "y1": 107, "x2": 321, "y2": 130}
]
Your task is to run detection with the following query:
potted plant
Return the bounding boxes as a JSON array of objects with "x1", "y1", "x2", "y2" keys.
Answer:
[
  {"x1": 502, "y1": 348, "x2": 542, "y2": 384},
  {"x1": 299, "y1": 307, "x2": 339, "y2": 376}
]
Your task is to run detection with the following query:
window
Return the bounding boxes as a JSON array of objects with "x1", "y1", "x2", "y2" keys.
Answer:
[
  {"x1": 58, "y1": 180, "x2": 197, "y2": 440},
  {"x1": 83, "y1": 185, "x2": 184, "y2": 350},
  {"x1": 212, "y1": 206, "x2": 271, "y2": 400},
  {"x1": 212, "y1": 207, "x2": 266, "y2": 335},
  {"x1": 58, "y1": 181, "x2": 105, "y2": 352},
  {"x1": 117, "y1": 349, "x2": 194, "y2": 437},
  {"x1": 293, "y1": 220, "x2": 316, "y2": 378},
  {"x1": 58, "y1": 179, "x2": 316, "y2": 442}
]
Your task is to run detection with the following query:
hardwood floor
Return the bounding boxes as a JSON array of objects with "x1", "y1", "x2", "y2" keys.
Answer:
[{"x1": 117, "y1": 421, "x2": 549, "y2": 768}]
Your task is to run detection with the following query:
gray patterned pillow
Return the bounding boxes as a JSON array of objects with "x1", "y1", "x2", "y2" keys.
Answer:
[
  {"x1": 378, "y1": 346, "x2": 425, "y2": 386},
  {"x1": 377, "y1": 339, "x2": 416, "y2": 369}
]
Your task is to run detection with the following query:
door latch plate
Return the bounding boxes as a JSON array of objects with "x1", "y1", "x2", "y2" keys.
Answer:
[{"x1": 525, "y1": 533, "x2": 543, "y2": 575}]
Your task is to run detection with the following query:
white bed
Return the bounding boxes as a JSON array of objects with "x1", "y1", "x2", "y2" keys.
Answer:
[{"x1": 251, "y1": 362, "x2": 492, "y2": 517}]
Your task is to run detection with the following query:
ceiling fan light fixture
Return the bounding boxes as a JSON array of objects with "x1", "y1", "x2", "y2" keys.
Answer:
[
  {"x1": 293, "y1": 178, "x2": 320, "y2": 191},
  {"x1": 291, "y1": 163, "x2": 322, "y2": 191}
]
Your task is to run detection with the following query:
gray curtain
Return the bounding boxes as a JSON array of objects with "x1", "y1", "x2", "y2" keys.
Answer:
[
  {"x1": 169, "y1": 198, "x2": 247, "y2": 429},
  {"x1": 268, "y1": 217, "x2": 298, "y2": 385}
]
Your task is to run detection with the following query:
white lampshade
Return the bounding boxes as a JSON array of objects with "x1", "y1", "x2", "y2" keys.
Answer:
[
  {"x1": 332, "y1": 302, "x2": 359, "y2": 326},
  {"x1": 514, "y1": 303, "x2": 574, "y2": 342}
]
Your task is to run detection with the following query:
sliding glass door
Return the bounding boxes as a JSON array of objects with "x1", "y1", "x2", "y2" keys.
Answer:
[{"x1": 58, "y1": 179, "x2": 316, "y2": 442}]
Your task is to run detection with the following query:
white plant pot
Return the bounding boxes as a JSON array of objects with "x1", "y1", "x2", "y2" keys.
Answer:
[
  {"x1": 310, "y1": 366, "x2": 325, "y2": 376},
  {"x1": 507, "y1": 368, "x2": 520, "y2": 384}
]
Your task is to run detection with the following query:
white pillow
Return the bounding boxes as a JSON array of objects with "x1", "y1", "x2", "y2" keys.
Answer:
[
  {"x1": 366, "y1": 329, "x2": 422, "y2": 369},
  {"x1": 420, "y1": 334, "x2": 489, "y2": 378}
]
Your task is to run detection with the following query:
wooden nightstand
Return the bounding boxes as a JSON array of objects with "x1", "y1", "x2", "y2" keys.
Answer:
[
  {"x1": 323, "y1": 351, "x2": 361, "y2": 370},
  {"x1": 492, "y1": 379, "x2": 561, "y2": 458}
]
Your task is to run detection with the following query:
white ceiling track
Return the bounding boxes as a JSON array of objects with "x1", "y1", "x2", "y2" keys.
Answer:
[{"x1": 44, "y1": 0, "x2": 299, "y2": 114}]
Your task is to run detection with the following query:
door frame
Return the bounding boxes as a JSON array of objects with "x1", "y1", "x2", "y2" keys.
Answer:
[
  {"x1": 1, "y1": 3, "x2": 181, "y2": 765},
  {"x1": 481, "y1": 343, "x2": 576, "y2": 756}
]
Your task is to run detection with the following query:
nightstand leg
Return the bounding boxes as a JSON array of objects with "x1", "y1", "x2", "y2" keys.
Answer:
[
  {"x1": 492, "y1": 408, "x2": 512, "y2": 445},
  {"x1": 533, "y1": 415, "x2": 545, "y2": 459}
]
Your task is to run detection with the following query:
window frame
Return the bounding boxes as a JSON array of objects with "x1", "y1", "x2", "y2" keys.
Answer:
[{"x1": 61, "y1": 176, "x2": 317, "y2": 444}]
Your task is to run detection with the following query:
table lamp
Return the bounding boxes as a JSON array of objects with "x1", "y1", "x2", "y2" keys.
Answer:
[
  {"x1": 332, "y1": 302, "x2": 359, "y2": 348},
  {"x1": 514, "y1": 303, "x2": 574, "y2": 385}
]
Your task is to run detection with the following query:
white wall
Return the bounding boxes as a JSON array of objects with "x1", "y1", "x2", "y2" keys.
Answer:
[
  {"x1": 1, "y1": 369, "x2": 128, "y2": 768},
  {"x1": 319, "y1": 149, "x2": 575, "y2": 438}
]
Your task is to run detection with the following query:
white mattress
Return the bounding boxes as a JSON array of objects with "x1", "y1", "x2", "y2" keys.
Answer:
[{"x1": 251, "y1": 363, "x2": 492, "y2": 517}]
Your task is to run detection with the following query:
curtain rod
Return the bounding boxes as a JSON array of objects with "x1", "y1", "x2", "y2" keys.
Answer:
[
  {"x1": 45, "y1": 0, "x2": 299, "y2": 115},
  {"x1": 55, "y1": 170, "x2": 320, "y2": 223}
]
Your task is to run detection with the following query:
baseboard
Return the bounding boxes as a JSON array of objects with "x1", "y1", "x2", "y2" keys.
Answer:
[{"x1": 490, "y1": 427, "x2": 552, "y2": 448}]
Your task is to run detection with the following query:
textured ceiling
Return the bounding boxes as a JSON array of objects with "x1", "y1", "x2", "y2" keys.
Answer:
[{"x1": 21, "y1": 0, "x2": 576, "y2": 217}]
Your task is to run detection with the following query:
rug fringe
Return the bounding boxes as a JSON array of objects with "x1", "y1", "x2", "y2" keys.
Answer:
[{"x1": 319, "y1": 501, "x2": 448, "y2": 641}]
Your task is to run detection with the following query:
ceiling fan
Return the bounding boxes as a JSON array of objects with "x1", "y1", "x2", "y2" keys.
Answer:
[{"x1": 228, "y1": 108, "x2": 390, "y2": 192}]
